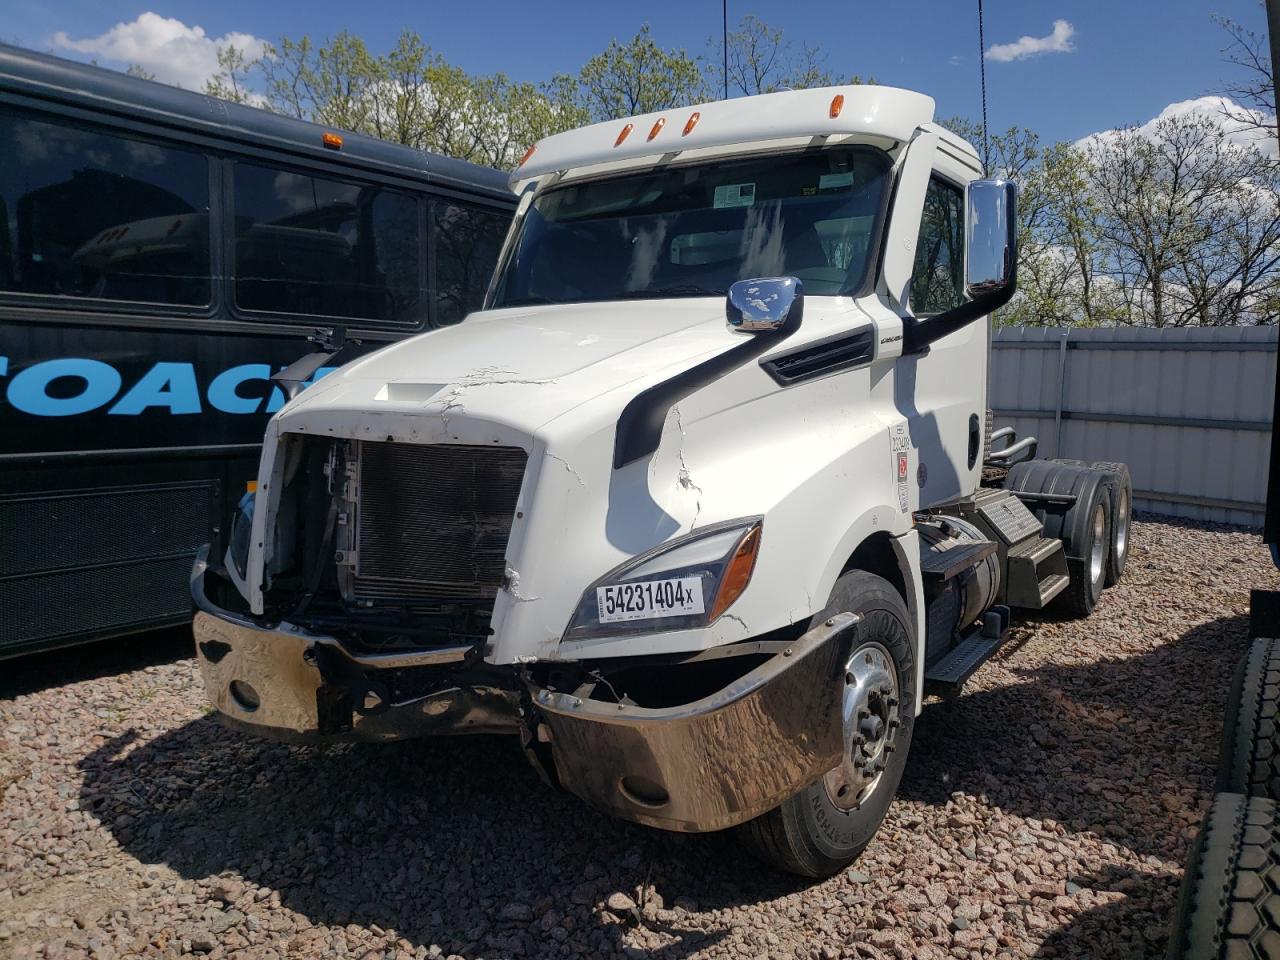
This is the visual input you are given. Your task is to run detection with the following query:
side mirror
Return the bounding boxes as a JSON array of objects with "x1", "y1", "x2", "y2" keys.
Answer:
[
  {"x1": 726, "y1": 277, "x2": 804, "y2": 333},
  {"x1": 965, "y1": 179, "x2": 1018, "y2": 298},
  {"x1": 904, "y1": 179, "x2": 1018, "y2": 353}
]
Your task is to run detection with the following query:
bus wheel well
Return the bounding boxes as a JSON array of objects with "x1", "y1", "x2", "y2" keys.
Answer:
[{"x1": 841, "y1": 532, "x2": 909, "y2": 610}]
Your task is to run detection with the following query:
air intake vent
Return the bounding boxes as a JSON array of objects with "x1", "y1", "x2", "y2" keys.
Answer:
[
  {"x1": 760, "y1": 328, "x2": 875, "y2": 385},
  {"x1": 354, "y1": 442, "x2": 527, "y2": 603}
]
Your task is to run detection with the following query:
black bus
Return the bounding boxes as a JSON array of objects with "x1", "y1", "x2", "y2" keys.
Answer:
[{"x1": 0, "y1": 44, "x2": 516, "y2": 658}]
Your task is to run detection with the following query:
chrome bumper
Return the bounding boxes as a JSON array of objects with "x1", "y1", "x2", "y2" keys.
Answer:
[
  {"x1": 190, "y1": 548, "x2": 520, "y2": 741},
  {"x1": 193, "y1": 613, "x2": 522, "y2": 741},
  {"x1": 531, "y1": 612, "x2": 857, "y2": 833}
]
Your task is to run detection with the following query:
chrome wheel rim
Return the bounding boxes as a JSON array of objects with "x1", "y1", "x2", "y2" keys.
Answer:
[
  {"x1": 1114, "y1": 488, "x2": 1130, "y2": 563},
  {"x1": 823, "y1": 642, "x2": 899, "y2": 811},
  {"x1": 1089, "y1": 502, "x2": 1106, "y2": 587}
]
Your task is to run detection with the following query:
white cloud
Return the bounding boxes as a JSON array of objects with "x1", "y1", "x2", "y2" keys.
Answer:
[
  {"x1": 1078, "y1": 96, "x2": 1278, "y2": 159},
  {"x1": 52, "y1": 13, "x2": 267, "y2": 91},
  {"x1": 985, "y1": 19, "x2": 1075, "y2": 63}
]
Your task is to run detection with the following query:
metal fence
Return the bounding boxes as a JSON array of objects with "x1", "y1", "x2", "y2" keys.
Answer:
[{"x1": 990, "y1": 326, "x2": 1278, "y2": 526}]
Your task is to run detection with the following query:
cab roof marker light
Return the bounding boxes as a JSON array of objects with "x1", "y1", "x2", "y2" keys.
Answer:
[
  {"x1": 647, "y1": 117, "x2": 666, "y2": 141},
  {"x1": 682, "y1": 111, "x2": 701, "y2": 136},
  {"x1": 829, "y1": 94, "x2": 845, "y2": 119},
  {"x1": 614, "y1": 123, "x2": 634, "y2": 147},
  {"x1": 518, "y1": 143, "x2": 537, "y2": 166},
  {"x1": 322, "y1": 132, "x2": 343, "y2": 150}
]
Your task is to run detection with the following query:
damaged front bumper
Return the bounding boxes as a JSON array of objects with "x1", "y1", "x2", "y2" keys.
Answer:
[
  {"x1": 528, "y1": 613, "x2": 856, "y2": 833},
  {"x1": 192, "y1": 546, "x2": 856, "y2": 832},
  {"x1": 191, "y1": 547, "x2": 522, "y2": 741}
]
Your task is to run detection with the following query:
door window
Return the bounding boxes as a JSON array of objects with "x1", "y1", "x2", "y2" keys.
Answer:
[{"x1": 910, "y1": 176, "x2": 965, "y2": 315}]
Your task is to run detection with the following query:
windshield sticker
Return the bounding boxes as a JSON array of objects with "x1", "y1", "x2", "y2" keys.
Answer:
[
  {"x1": 819, "y1": 172, "x2": 855, "y2": 191},
  {"x1": 713, "y1": 183, "x2": 756, "y2": 209}
]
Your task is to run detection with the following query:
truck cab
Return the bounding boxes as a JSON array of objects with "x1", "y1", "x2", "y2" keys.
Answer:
[{"x1": 191, "y1": 84, "x2": 1127, "y2": 877}]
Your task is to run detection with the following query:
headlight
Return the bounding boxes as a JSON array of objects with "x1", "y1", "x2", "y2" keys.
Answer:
[
  {"x1": 227, "y1": 491, "x2": 256, "y2": 580},
  {"x1": 564, "y1": 518, "x2": 762, "y2": 641}
]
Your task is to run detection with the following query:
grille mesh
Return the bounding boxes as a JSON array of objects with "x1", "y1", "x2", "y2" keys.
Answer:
[{"x1": 355, "y1": 442, "x2": 526, "y2": 602}]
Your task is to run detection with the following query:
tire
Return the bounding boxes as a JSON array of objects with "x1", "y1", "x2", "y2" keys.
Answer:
[
  {"x1": 1218, "y1": 638, "x2": 1280, "y2": 799},
  {"x1": 1166, "y1": 793, "x2": 1280, "y2": 960},
  {"x1": 1091, "y1": 461, "x2": 1133, "y2": 587},
  {"x1": 1058, "y1": 488, "x2": 1110, "y2": 618},
  {"x1": 736, "y1": 571, "x2": 916, "y2": 878},
  {"x1": 1005, "y1": 461, "x2": 1111, "y2": 618}
]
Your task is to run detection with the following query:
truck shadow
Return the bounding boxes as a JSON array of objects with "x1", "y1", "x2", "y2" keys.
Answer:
[
  {"x1": 75, "y1": 717, "x2": 804, "y2": 958},
  {"x1": 899, "y1": 612, "x2": 1245, "y2": 958}
]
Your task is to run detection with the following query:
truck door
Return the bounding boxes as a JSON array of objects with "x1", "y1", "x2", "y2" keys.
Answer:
[{"x1": 878, "y1": 133, "x2": 986, "y2": 508}]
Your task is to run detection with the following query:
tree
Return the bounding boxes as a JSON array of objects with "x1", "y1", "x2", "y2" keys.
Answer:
[
  {"x1": 550, "y1": 25, "x2": 706, "y2": 123},
  {"x1": 1087, "y1": 111, "x2": 1280, "y2": 326},
  {"x1": 1213, "y1": 13, "x2": 1276, "y2": 139},
  {"x1": 940, "y1": 117, "x2": 1040, "y2": 181},
  {"x1": 706, "y1": 15, "x2": 865, "y2": 97},
  {"x1": 125, "y1": 63, "x2": 155, "y2": 81},
  {"x1": 258, "y1": 36, "x2": 315, "y2": 119},
  {"x1": 1001, "y1": 143, "x2": 1119, "y2": 328},
  {"x1": 255, "y1": 29, "x2": 579, "y2": 169},
  {"x1": 205, "y1": 45, "x2": 257, "y2": 104}
]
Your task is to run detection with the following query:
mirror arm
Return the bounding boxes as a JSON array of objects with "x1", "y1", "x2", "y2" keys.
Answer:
[
  {"x1": 902, "y1": 276, "x2": 1016, "y2": 354},
  {"x1": 903, "y1": 181, "x2": 1018, "y2": 354}
]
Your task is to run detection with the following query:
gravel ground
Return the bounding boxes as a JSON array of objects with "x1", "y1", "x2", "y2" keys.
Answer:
[{"x1": 1, "y1": 514, "x2": 1276, "y2": 960}]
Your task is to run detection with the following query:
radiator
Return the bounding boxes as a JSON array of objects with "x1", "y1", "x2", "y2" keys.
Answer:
[{"x1": 353, "y1": 441, "x2": 527, "y2": 603}]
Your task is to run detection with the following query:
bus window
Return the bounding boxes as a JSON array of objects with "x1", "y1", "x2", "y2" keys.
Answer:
[
  {"x1": 0, "y1": 107, "x2": 211, "y2": 305},
  {"x1": 431, "y1": 201, "x2": 509, "y2": 325},
  {"x1": 233, "y1": 162, "x2": 422, "y2": 325}
]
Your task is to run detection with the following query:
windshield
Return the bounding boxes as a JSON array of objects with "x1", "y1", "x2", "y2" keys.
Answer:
[{"x1": 491, "y1": 147, "x2": 892, "y2": 307}]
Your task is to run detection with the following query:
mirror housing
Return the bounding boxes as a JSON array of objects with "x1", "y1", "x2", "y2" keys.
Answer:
[
  {"x1": 903, "y1": 179, "x2": 1018, "y2": 354},
  {"x1": 726, "y1": 277, "x2": 804, "y2": 333},
  {"x1": 965, "y1": 179, "x2": 1017, "y2": 297}
]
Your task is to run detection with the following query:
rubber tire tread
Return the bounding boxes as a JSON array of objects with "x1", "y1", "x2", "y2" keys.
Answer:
[
  {"x1": 736, "y1": 571, "x2": 914, "y2": 878},
  {"x1": 1218, "y1": 638, "x2": 1280, "y2": 799},
  {"x1": 1165, "y1": 792, "x2": 1280, "y2": 960},
  {"x1": 1091, "y1": 460, "x2": 1132, "y2": 587},
  {"x1": 1055, "y1": 488, "x2": 1110, "y2": 619}
]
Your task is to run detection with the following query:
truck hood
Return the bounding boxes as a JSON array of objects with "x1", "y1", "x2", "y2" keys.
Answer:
[{"x1": 274, "y1": 300, "x2": 731, "y2": 439}]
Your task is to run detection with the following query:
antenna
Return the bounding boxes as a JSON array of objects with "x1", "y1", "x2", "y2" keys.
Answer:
[
  {"x1": 978, "y1": 0, "x2": 989, "y2": 174},
  {"x1": 723, "y1": 0, "x2": 729, "y2": 99}
]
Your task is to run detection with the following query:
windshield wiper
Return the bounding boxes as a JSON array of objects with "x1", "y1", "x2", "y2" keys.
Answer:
[{"x1": 617, "y1": 285, "x2": 722, "y2": 299}]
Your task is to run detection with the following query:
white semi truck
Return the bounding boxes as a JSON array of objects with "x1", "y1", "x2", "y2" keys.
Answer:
[{"x1": 191, "y1": 84, "x2": 1132, "y2": 877}]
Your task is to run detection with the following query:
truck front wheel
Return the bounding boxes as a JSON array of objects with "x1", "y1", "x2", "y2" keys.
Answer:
[{"x1": 737, "y1": 570, "x2": 916, "y2": 878}]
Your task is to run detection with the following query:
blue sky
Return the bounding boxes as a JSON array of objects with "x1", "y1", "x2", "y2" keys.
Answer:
[{"x1": 8, "y1": 0, "x2": 1272, "y2": 146}]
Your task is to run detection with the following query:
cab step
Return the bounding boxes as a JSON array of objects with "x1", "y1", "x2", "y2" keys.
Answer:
[
  {"x1": 919, "y1": 539, "x2": 999, "y2": 581},
  {"x1": 1005, "y1": 536, "x2": 1070, "y2": 609},
  {"x1": 924, "y1": 605, "x2": 1010, "y2": 697}
]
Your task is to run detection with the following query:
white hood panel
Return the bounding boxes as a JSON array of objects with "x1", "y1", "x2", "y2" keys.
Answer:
[{"x1": 275, "y1": 300, "x2": 730, "y2": 440}]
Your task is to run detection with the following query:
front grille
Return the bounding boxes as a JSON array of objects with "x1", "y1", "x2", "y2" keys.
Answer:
[{"x1": 354, "y1": 442, "x2": 527, "y2": 603}]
